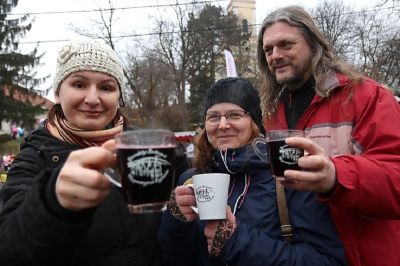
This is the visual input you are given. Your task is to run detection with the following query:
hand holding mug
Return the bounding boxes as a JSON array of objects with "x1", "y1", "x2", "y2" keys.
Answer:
[
  {"x1": 174, "y1": 185, "x2": 198, "y2": 222},
  {"x1": 253, "y1": 130, "x2": 304, "y2": 179},
  {"x1": 55, "y1": 145, "x2": 116, "y2": 211},
  {"x1": 281, "y1": 137, "x2": 337, "y2": 193}
]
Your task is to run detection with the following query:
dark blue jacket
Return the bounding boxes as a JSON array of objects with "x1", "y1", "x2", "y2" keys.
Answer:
[{"x1": 158, "y1": 145, "x2": 346, "y2": 266}]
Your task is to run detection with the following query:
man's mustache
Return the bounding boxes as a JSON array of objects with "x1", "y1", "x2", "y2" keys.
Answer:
[{"x1": 271, "y1": 60, "x2": 290, "y2": 69}]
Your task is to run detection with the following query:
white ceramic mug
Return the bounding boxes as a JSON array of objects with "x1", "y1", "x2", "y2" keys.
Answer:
[{"x1": 186, "y1": 173, "x2": 230, "y2": 220}]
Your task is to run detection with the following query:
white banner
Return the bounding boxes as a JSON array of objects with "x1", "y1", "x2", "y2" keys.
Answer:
[{"x1": 224, "y1": 50, "x2": 238, "y2": 77}]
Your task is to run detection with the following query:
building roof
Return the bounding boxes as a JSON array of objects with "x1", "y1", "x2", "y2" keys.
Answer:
[{"x1": 1, "y1": 85, "x2": 54, "y2": 109}]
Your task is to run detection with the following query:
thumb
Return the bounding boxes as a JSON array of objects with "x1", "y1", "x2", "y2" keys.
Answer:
[
  {"x1": 226, "y1": 206, "x2": 236, "y2": 227},
  {"x1": 100, "y1": 140, "x2": 117, "y2": 170},
  {"x1": 101, "y1": 139, "x2": 117, "y2": 152}
]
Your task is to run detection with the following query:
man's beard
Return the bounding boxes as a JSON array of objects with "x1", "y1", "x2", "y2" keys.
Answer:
[
  {"x1": 272, "y1": 63, "x2": 307, "y2": 91},
  {"x1": 276, "y1": 73, "x2": 297, "y2": 84},
  {"x1": 275, "y1": 72, "x2": 304, "y2": 90}
]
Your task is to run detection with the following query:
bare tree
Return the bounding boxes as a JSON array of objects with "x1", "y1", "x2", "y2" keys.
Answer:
[
  {"x1": 104, "y1": 0, "x2": 205, "y2": 129},
  {"x1": 143, "y1": 2, "x2": 253, "y2": 127},
  {"x1": 310, "y1": 0, "x2": 357, "y2": 61},
  {"x1": 376, "y1": 35, "x2": 400, "y2": 90},
  {"x1": 124, "y1": 50, "x2": 177, "y2": 127},
  {"x1": 69, "y1": 0, "x2": 172, "y2": 127},
  {"x1": 69, "y1": 0, "x2": 123, "y2": 49},
  {"x1": 378, "y1": 0, "x2": 400, "y2": 6},
  {"x1": 150, "y1": 1, "x2": 198, "y2": 106},
  {"x1": 311, "y1": 0, "x2": 399, "y2": 93},
  {"x1": 355, "y1": 9, "x2": 400, "y2": 90}
]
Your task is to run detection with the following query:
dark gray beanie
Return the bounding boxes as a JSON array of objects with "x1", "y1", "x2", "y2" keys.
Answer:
[{"x1": 203, "y1": 77, "x2": 265, "y2": 135}]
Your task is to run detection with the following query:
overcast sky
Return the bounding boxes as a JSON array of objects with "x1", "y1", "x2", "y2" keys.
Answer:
[{"x1": 12, "y1": 0, "x2": 379, "y2": 101}]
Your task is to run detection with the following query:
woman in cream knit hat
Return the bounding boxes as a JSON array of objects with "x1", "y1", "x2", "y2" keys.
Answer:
[{"x1": 0, "y1": 39, "x2": 163, "y2": 266}]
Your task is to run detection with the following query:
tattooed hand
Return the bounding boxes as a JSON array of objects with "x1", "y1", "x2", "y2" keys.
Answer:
[
  {"x1": 204, "y1": 206, "x2": 236, "y2": 256},
  {"x1": 168, "y1": 186, "x2": 198, "y2": 222}
]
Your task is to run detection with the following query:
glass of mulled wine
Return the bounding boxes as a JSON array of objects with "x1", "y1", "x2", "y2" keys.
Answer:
[
  {"x1": 252, "y1": 130, "x2": 304, "y2": 178},
  {"x1": 105, "y1": 129, "x2": 176, "y2": 213}
]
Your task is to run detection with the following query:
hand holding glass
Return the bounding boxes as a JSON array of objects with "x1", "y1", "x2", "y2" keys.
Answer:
[
  {"x1": 105, "y1": 129, "x2": 176, "y2": 213},
  {"x1": 253, "y1": 130, "x2": 304, "y2": 177}
]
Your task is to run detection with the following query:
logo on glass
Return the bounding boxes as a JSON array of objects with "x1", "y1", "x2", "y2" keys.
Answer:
[
  {"x1": 279, "y1": 145, "x2": 302, "y2": 165},
  {"x1": 195, "y1": 186, "x2": 215, "y2": 203},
  {"x1": 127, "y1": 149, "x2": 170, "y2": 187}
]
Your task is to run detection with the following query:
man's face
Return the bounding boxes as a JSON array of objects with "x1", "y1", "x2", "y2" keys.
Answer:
[{"x1": 262, "y1": 22, "x2": 313, "y2": 90}]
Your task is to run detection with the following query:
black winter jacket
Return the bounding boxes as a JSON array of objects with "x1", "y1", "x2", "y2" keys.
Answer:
[{"x1": 0, "y1": 126, "x2": 181, "y2": 266}]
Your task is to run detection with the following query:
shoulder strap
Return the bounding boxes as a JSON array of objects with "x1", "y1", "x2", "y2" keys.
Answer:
[{"x1": 275, "y1": 180, "x2": 294, "y2": 242}]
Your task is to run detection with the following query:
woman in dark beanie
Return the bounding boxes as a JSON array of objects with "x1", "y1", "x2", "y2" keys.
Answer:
[
  {"x1": 158, "y1": 77, "x2": 346, "y2": 266},
  {"x1": 0, "y1": 40, "x2": 162, "y2": 266}
]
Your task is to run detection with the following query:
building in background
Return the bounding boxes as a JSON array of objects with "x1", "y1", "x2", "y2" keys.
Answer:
[
  {"x1": 227, "y1": 0, "x2": 256, "y2": 39},
  {"x1": 226, "y1": 0, "x2": 258, "y2": 79},
  {"x1": 0, "y1": 85, "x2": 53, "y2": 134}
]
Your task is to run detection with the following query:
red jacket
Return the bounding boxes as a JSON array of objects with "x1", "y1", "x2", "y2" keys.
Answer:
[{"x1": 265, "y1": 73, "x2": 400, "y2": 266}]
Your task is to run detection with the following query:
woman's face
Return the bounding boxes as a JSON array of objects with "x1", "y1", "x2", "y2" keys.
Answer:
[
  {"x1": 56, "y1": 71, "x2": 120, "y2": 131},
  {"x1": 205, "y1": 102, "x2": 253, "y2": 150}
]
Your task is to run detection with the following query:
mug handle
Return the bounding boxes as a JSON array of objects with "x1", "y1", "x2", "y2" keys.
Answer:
[
  {"x1": 184, "y1": 183, "x2": 199, "y2": 214},
  {"x1": 103, "y1": 167, "x2": 122, "y2": 188},
  {"x1": 252, "y1": 137, "x2": 270, "y2": 164}
]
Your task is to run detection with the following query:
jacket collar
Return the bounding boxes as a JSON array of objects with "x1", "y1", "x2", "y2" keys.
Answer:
[{"x1": 212, "y1": 145, "x2": 267, "y2": 175}]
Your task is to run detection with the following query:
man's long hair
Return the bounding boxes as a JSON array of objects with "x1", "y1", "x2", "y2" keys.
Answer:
[{"x1": 257, "y1": 6, "x2": 362, "y2": 117}]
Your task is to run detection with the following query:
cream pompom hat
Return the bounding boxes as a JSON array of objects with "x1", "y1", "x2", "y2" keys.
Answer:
[{"x1": 52, "y1": 40, "x2": 124, "y2": 95}]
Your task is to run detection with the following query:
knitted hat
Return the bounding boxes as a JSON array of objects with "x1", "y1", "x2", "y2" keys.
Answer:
[
  {"x1": 203, "y1": 77, "x2": 265, "y2": 135},
  {"x1": 52, "y1": 40, "x2": 124, "y2": 95}
]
